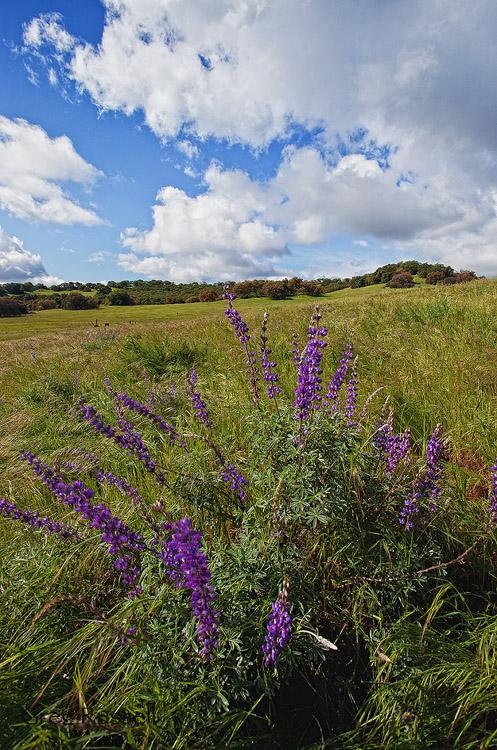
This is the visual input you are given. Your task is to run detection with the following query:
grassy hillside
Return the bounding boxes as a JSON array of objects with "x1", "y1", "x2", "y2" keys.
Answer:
[{"x1": 1, "y1": 278, "x2": 497, "y2": 748}]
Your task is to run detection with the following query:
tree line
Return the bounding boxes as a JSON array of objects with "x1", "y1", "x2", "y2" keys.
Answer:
[{"x1": 0, "y1": 260, "x2": 480, "y2": 317}]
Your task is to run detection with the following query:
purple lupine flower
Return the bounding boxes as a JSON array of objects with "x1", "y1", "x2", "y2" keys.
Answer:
[
  {"x1": 189, "y1": 369, "x2": 213, "y2": 427},
  {"x1": 93, "y1": 468, "x2": 143, "y2": 504},
  {"x1": 400, "y1": 424, "x2": 446, "y2": 529},
  {"x1": 323, "y1": 338, "x2": 353, "y2": 413},
  {"x1": 0, "y1": 497, "x2": 78, "y2": 540},
  {"x1": 104, "y1": 372, "x2": 114, "y2": 394},
  {"x1": 220, "y1": 463, "x2": 249, "y2": 504},
  {"x1": 21, "y1": 452, "x2": 146, "y2": 595},
  {"x1": 222, "y1": 284, "x2": 260, "y2": 405},
  {"x1": 30, "y1": 346, "x2": 36, "y2": 360},
  {"x1": 79, "y1": 402, "x2": 168, "y2": 488},
  {"x1": 371, "y1": 406, "x2": 394, "y2": 457},
  {"x1": 260, "y1": 313, "x2": 281, "y2": 401},
  {"x1": 71, "y1": 371, "x2": 80, "y2": 390},
  {"x1": 262, "y1": 579, "x2": 292, "y2": 666},
  {"x1": 344, "y1": 356, "x2": 358, "y2": 427},
  {"x1": 160, "y1": 517, "x2": 219, "y2": 660},
  {"x1": 372, "y1": 407, "x2": 411, "y2": 476},
  {"x1": 120, "y1": 625, "x2": 137, "y2": 647},
  {"x1": 294, "y1": 306, "x2": 327, "y2": 440},
  {"x1": 488, "y1": 458, "x2": 497, "y2": 525},
  {"x1": 104, "y1": 377, "x2": 184, "y2": 446},
  {"x1": 424, "y1": 424, "x2": 446, "y2": 511},
  {"x1": 385, "y1": 428, "x2": 411, "y2": 475}
]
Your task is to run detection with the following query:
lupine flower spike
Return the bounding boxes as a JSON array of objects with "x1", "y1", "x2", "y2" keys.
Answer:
[
  {"x1": 400, "y1": 424, "x2": 445, "y2": 530},
  {"x1": 344, "y1": 355, "x2": 359, "y2": 427},
  {"x1": 0, "y1": 497, "x2": 78, "y2": 540},
  {"x1": 372, "y1": 407, "x2": 411, "y2": 476},
  {"x1": 262, "y1": 578, "x2": 292, "y2": 666},
  {"x1": 260, "y1": 312, "x2": 281, "y2": 402},
  {"x1": 160, "y1": 518, "x2": 219, "y2": 660},
  {"x1": 189, "y1": 369, "x2": 213, "y2": 427},
  {"x1": 294, "y1": 305, "x2": 327, "y2": 450},
  {"x1": 222, "y1": 284, "x2": 260, "y2": 405},
  {"x1": 323, "y1": 338, "x2": 353, "y2": 413},
  {"x1": 104, "y1": 376, "x2": 184, "y2": 446},
  {"x1": 21, "y1": 452, "x2": 145, "y2": 595}
]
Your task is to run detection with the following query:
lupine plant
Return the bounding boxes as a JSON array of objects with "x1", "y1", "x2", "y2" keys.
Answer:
[{"x1": 2, "y1": 291, "x2": 497, "y2": 749}]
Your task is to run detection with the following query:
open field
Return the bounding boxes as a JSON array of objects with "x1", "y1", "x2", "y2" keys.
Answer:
[
  {"x1": 1, "y1": 278, "x2": 497, "y2": 748},
  {"x1": 0, "y1": 295, "x2": 314, "y2": 342}
]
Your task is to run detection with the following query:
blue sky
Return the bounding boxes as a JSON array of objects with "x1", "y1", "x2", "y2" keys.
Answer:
[{"x1": 1, "y1": 0, "x2": 496, "y2": 284}]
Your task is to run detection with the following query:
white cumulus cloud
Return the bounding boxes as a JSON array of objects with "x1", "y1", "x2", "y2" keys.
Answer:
[
  {"x1": 22, "y1": 1, "x2": 497, "y2": 277},
  {"x1": 120, "y1": 146, "x2": 496, "y2": 280},
  {"x1": 0, "y1": 116, "x2": 103, "y2": 226},
  {"x1": 0, "y1": 226, "x2": 63, "y2": 284}
]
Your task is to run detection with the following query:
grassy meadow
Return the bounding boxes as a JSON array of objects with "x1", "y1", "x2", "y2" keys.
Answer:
[{"x1": 2, "y1": 278, "x2": 497, "y2": 748}]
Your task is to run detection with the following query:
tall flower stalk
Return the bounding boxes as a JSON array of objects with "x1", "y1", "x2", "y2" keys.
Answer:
[
  {"x1": 323, "y1": 338, "x2": 353, "y2": 413},
  {"x1": 260, "y1": 312, "x2": 281, "y2": 402},
  {"x1": 262, "y1": 579, "x2": 292, "y2": 667},
  {"x1": 372, "y1": 406, "x2": 411, "y2": 476},
  {"x1": 104, "y1": 376, "x2": 184, "y2": 446},
  {"x1": 0, "y1": 497, "x2": 78, "y2": 540},
  {"x1": 344, "y1": 356, "x2": 359, "y2": 427},
  {"x1": 21, "y1": 451, "x2": 146, "y2": 595},
  {"x1": 189, "y1": 369, "x2": 213, "y2": 427},
  {"x1": 79, "y1": 402, "x2": 169, "y2": 488},
  {"x1": 294, "y1": 305, "x2": 327, "y2": 451},
  {"x1": 222, "y1": 284, "x2": 260, "y2": 405},
  {"x1": 400, "y1": 424, "x2": 445, "y2": 529},
  {"x1": 160, "y1": 517, "x2": 219, "y2": 661}
]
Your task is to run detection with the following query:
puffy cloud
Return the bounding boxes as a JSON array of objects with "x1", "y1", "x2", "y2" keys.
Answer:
[
  {"x1": 121, "y1": 146, "x2": 497, "y2": 280},
  {"x1": 23, "y1": 1, "x2": 497, "y2": 276},
  {"x1": 0, "y1": 116, "x2": 103, "y2": 225},
  {"x1": 119, "y1": 162, "x2": 287, "y2": 281},
  {"x1": 22, "y1": 1, "x2": 497, "y2": 152},
  {"x1": 0, "y1": 226, "x2": 63, "y2": 284}
]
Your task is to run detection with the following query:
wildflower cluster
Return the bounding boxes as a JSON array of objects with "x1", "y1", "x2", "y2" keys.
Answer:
[
  {"x1": 189, "y1": 369, "x2": 213, "y2": 427},
  {"x1": 400, "y1": 424, "x2": 446, "y2": 529},
  {"x1": 294, "y1": 305, "x2": 328, "y2": 433},
  {"x1": 21, "y1": 451, "x2": 145, "y2": 593},
  {"x1": 323, "y1": 338, "x2": 354, "y2": 412},
  {"x1": 222, "y1": 284, "x2": 260, "y2": 404},
  {"x1": 18, "y1": 452, "x2": 219, "y2": 652},
  {"x1": 79, "y1": 402, "x2": 168, "y2": 487},
  {"x1": 372, "y1": 406, "x2": 411, "y2": 476},
  {"x1": 260, "y1": 312, "x2": 281, "y2": 400},
  {"x1": 262, "y1": 579, "x2": 292, "y2": 667},
  {"x1": 160, "y1": 517, "x2": 219, "y2": 660}
]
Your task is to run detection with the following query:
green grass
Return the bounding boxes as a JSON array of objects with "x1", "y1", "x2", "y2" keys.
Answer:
[
  {"x1": 0, "y1": 296, "x2": 314, "y2": 342},
  {"x1": 1, "y1": 278, "x2": 497, "y2": 748}
]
